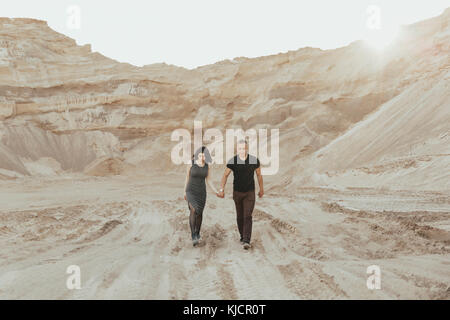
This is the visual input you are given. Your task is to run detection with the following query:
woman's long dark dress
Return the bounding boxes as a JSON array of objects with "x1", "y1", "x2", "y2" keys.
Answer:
[{"x1": 185, "y1": 162, "x2": 208, "y2": 239}]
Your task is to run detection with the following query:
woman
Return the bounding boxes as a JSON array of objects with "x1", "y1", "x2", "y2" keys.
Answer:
[{"x1": 184, "y1": 146, "x2": 219, "y2": 246}]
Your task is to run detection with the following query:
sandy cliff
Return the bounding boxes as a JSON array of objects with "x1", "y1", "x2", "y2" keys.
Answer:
[{"x1": 0, "y1": 10, "x2": 448, "y2": 191}]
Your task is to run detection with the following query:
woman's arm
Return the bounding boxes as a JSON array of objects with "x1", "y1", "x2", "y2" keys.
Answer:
[
  {"x1": 206, "y1": 169, "x2": 218, "y2": 195},
  {"x1": 184, "y1": 165, "x2": 191, "y2": 200}
]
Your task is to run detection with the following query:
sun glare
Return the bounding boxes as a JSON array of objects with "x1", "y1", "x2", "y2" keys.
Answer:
[{"x1": 363, "y1": 24, "x2": 400, "y2": 51}]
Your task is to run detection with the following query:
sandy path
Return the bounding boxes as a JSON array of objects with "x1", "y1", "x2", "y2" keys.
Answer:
[{"x1": 0, "y1": 174, "x2": 449, "y2": 299}]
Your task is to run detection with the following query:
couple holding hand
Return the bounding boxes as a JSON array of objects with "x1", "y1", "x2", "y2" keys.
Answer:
[{"x1": 183, "y1": 139, "x2": 264, "y2": 249}]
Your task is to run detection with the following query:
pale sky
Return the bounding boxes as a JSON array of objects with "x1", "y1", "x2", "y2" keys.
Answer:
[{"x1": 2, "y1": 0, "x2": 449, "y2": 69}]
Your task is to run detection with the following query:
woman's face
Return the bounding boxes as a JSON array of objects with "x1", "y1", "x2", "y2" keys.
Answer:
[{"x1": 197, "y1": 152, "x2": 205, "y2": 162}]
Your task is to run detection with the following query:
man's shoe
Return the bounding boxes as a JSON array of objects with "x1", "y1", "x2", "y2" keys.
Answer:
[
  {"x1": 243, "y1": 242, "x2": 251, "y2": 250},
  {"x1": 240, "y1": 237, "x2": 245, "y2": 244},
  {"x1": 193, "y1": 238, "x2": 199, "y2": 246}
]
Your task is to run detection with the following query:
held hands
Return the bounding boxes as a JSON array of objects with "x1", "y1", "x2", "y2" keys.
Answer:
[
  {"x1": 214, "y1": 190, "x2": 262, "y2": 198},
  {"x1": 216, "y1": 190, "x2": 225, "y2": 198}
]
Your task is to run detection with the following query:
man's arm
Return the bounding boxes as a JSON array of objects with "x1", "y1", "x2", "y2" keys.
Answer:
[
  {"x1": 256, "y1": 167, "x2": 264, "y2": 198},
  {"x1": 218, "y1": 168, "x2": 232, "y2": 198}
]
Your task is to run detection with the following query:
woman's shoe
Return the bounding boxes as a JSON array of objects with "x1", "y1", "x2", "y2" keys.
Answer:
[
  {"x1": 243, "y1": 242, "x2": 251, "y2": 250},
  {"x1": 192, "y1": 233, "x2": 201, "y2": 246}
]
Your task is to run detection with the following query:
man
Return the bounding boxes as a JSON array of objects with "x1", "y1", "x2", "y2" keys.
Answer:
[{"x1": 217, "y1": 139, "x2": 264, "y2": 250}]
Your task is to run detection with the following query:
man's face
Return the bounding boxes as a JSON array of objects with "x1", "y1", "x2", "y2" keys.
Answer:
[{"x1": 237, "y1": 142, "x2": 247, "y2": 158}]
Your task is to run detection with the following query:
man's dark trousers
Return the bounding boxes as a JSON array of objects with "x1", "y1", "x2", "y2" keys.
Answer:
[{"x1": 232, "y1": 189, "x2": 255, "y2": 243}]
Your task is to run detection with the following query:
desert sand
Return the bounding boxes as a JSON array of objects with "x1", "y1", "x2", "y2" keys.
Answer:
[{"x1": 0, "y1": 8, "x2": 449, "y2": 299}]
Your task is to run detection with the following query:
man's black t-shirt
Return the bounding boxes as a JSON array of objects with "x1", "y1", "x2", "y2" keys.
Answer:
[{"x1": 226, "y1": 154, "x2": 260, "y2": 192}]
